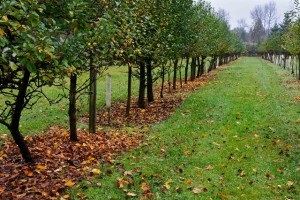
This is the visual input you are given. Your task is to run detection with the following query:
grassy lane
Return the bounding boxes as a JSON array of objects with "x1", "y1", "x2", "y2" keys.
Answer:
[{"x1": 69, "y1": 57, "x2": 300, "y2": 199}]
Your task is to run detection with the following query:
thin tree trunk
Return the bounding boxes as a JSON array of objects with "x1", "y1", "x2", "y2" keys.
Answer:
[
  {"x1": 160, "y1": 64, "x2": 165, "y2": 98},
  {"x1": 173, "y1": 59, "x2": 178, "y2": 90},
  {"x1": 185, "y1": 57, "x2": 189, "y2": 84},
  {"x1": 190, "y1": 57, "x2": 196, "y2": 81},
  {"x1": 126, "y1": 64, "x2": 132, "y2": 117},
  {"x1": 146, "y1": 58, "x2": 154, "y2": 103},
  {"x1": 196, "y1": 57, "x2": 201, "y2": 78},
  {"x1": 69, "y1": 73, "x2": 78, "y2": 141},
  {"x1": 291, "y1": 56, "x2": 295, "y2": 74},
  {"x1": 168, "y1": 70, "x2": 171, "y2": 93},
  {"x1": 89, "y1": 65, "x2": 97, "y2": 133},
  {"x1": 298, "y1": 55, "x2": 300, "y2": 80},
  {"x1": 179, "y1": 59, "x2": 183, "y2": 88},
  {"x1": 138, "y1": 61, "x2": 146, "y2": 108},
  {"x1": 283, "y1": 55, "x2": 286, "y2": 69},
  {"x1": 9, "y1": 69, "x2": 33, "y2": 163},
  {"x1": 200, "y1": 56, "x2": 206, "y2": 76}
]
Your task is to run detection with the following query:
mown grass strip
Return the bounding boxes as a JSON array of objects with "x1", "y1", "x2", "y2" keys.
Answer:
[{"x1": 68, "y1": 57, "x2": 300, "y2": 199}]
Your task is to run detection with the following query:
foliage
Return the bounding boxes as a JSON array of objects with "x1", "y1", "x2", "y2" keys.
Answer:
[{"x1": 0, "y1": 0, "x2": 244, "y2": 161}]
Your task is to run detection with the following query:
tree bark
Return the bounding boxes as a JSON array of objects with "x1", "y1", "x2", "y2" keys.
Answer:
[
  {"x1": 146, "y1": 58, "x2": 154, "y2": 103},
  {"x1": 200, "y1": 56, "x2": 206, "y2": 76},
  {"x1": 9, "y1": 69, "x2": 33, "y2": 163},
  {"x1": 190, "y1": 57, "x2": 196, "y2": 81},
  {"x1": 173, "y1": 59, "x2": 178, "y2": 90},
  {"x1": 160, "y1": 65, "x2": 165, "y2": 98},
  {"x1": 89, "y1": 66, "x2": 97, "y2": 133},
  {"x1": 138, "y1": 61, "x2": 146, "y2": 108},
  {"x1": 184, "y1": 57, "x2": 189, "y2": 84},
  {"x1": 196, "y1": 57, "x2": 201, "y2": 78},
  {"x1": 69, "y1": 73, "x2": 78, "y2": 141},
  {"x1": 126, "y1": 64, "x2": 132, "y2": 117},
  {"x1": 298, "y1": 55, "x2": 300, "y2": 80},
  {"x1": 179, "y1": 59, "x2": 183, "y2": 88}
]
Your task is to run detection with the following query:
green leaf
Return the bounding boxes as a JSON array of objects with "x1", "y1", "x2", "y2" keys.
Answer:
[
  {"x1": 9, "y1": 61, "x2": 18, "y2": 71},
  {"x1": 26, "y1": 61, "x2": 37, "y2": 73}
]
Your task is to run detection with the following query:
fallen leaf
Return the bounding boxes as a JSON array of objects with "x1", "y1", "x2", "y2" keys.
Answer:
[
  {"x1": 163, "y1": 179, "x2": 173, "y2": 190},
  {"x1": 96, "y1": 183, "x2": 102, "y2": 187},
  {"x1": 65, "y1": 180, "x2": 75, "y2": 187},
  {"x1": 91, "y1": 168, "x2": 101, "y2": 175},
  {"x1": 36, "y1": 164, "x2": 47, "y2": 171},
  {"x1": 127, "y1": 192, "x2": 137, "y2": 197},
  {"x1": 192, "y1": 188, "x2": 202, "y2": 194},
  {"x1": 24, "y1": 169, "x2": 34, "y2": 177},
  {"x1": 205, "y1": 165, "x2": 214, "y2": 170},
  {"x1": 141, "y1": 182, "x2": 151, "y2": 193},
  {"x1": 287, "y1": 181, "x2": 294, "y2": 187},
  {"x1": 186, "y1": 179, "x2": 193, "y2": 185}
]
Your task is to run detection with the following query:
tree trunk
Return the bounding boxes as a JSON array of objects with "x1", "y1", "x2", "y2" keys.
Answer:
[
  {"x1": 69, "y1": 73, "x2": 78, "y2": 141},
  {"x1": 298, "y1": 55, "x2": 300, "y2": 80},
  {"x1": 197, "y1": 57, "x2": 201, "y2": 78},
  {"x1": 168, "y1": 70, "x2": 171, "y2": 93},
  {"x1": 190, "y1": 57, "x2": 196, "y2": 81},
  {"x1": 173, "y1": 59, "x2": 178, "y2": 90},
  {"x1": 9, "y1": 69, "x2": 33, "y2": 163},
  {"x1": 160, "y1": 65, "x2": 165, "y2": 98},
  {"x1": 138, "y1": 61, "x2": 146, "y2": 108},
  {"x1": 200, "y1": 56, "x2": 206, "y2": 76},
  {"x1": 291, "y1": 56, "x2": 294, "y2": 74},
  {"x1": 126, "y1": 64, "x2": 132, "y2": 117},
  {"x1": 208, "y1": 56, "x2": 216, "y2": 72},
  {"x1": 179, "y1": 59, "x2": 183, "y2": 88},
  {"x1": 146, "y1": 58, "x2": 154, "y2": 103},
  {"x1": 185, "y1": 57, "x2": 189, "y2": 84},
  {"x1": 89, "y1": 66, "x2": 97, "y2": 133},
  {"x1": 219, "y1": 56, "x2": 223, "y2": 66}
]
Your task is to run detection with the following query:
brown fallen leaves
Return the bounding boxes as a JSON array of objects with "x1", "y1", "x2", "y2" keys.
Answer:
[
  {"x1": 0, "y1": 69, "x2": 219, "y2": 199},
  {"x1": 0, "y1": 127, "x2": 143, "y2": 199},
  {"x1": 81, "y1": 71, "x2": 218, "y2": 128}
]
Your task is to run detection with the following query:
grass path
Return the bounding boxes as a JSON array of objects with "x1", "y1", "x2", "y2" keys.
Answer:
[{"x1": 69, "y1": 57, "x2": 300, "y2": 199}]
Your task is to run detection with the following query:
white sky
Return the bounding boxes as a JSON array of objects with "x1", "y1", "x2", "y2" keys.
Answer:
[{"x1": 206, "y1": 0, "x2": 295, "y2": 29}]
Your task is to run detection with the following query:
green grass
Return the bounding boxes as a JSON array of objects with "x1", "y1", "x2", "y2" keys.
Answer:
[{"x1": 68, "y1": 57, "x2": 300, "y2": 199}]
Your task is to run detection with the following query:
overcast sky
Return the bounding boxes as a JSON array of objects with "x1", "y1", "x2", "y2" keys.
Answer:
[{"x1": 206, "y1": 0, "x2": 295, "y2": 29}]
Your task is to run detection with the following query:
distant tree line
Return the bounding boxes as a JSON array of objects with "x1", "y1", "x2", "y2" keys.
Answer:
[{"x1": 258, "y1": 0, "x2": 300, "y2": 80}]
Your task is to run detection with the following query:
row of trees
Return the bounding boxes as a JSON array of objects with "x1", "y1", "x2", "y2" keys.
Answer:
[
  {"x1": 259, "y1": 0, "x2": 300, "y2": 79},
  {"x1": 0, "y1": 0, "x2": 244, "y2": 162}
]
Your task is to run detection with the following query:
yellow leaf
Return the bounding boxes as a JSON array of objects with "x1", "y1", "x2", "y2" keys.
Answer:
[
  {"x1": 44, "y1": 49, "x2": 54, "y2": 58},
  {"x1": 141, "y1": 182, "x2": 151, "y2": 192},
  {"x1": 60, "y1": 194, "x2": 70, "y2": 200},
  {"x1": 65, "y1": 180, "x2": 75, "y2": 187},
  {"x1": 92, "y1": 168, "x2": 101, "y2": 175},
  {"x1": 127, "y1": 192, "x2": 137, "y2": 197},
  {"x1": 287, "y1": 181, "x2": 294, "y2": 187},
  {"x1": 205, "y1": 165, "x2": 214, "y2": 170},
  {"x1": 192, "y1": 188, "x2": 202, "y2": 194},
  {"x1": 2, "y1": 15, "x2": 8, "y2": 22},
  {"x1": 36, "y1": 164, "x2": 46, "y2": 171},
  {"x1": 163, "y1": 179, "x2": 172, "y2": 190},
  {"x1": 24, "y1": 169, "x2": 33, "y2": 177},
  {"x1": 0, "y1": 28, "x2": 5, "y2": 36}
]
